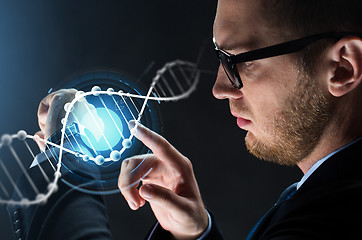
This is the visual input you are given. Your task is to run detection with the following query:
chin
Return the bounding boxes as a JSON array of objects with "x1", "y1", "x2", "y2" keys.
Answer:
[
  {"x1": 245, "y1": 130, "x2": 256, "y2": 144},
  {"x1": 244, "y1": 131, "x2": 263, "y2": 158},
  {"x1": 244, "y1": 131, "x2": 300, "y2": 166},
  {"x1": 245, "y1": 130, "x2": 265, "y2": 151}
]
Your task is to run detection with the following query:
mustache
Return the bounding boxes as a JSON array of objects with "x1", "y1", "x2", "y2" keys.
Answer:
[{"x1": 229, "y1": 100, "x2": 250, "y2": 116}]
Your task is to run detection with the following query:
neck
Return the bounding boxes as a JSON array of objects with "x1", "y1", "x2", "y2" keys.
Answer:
[
  {"x1": 297, "y1": 102, "x2": 362, "y2": 174},
  {"x1": 297, "y1": 134, "x2": 353, "y2": 174}
]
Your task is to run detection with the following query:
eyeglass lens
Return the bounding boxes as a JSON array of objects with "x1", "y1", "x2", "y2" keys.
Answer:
[{"x1": 218, "y1": 52, "x2": 241, "y2": 88}]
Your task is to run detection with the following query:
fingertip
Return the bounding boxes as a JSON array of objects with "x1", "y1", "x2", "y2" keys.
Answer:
[
  {"x1": 129, "y1": 120, "x2": 143, "y2": 137},
  {"x1": 128, "y1": 200, "x2": 139, "y2": 210},
  {"x1": 128, "y1": 120, "x2": 137, "y2": 130},
  {"x1": 34, "y1": 132, "x2": 46, "y2": 152},
  {"x1": 140, "y1": 184, "x2": 154, "y2": 200},
  {"x1": 128, "y1": 120, "x2": 138, "y2": 135},
  {"x1": 140, "y1": 199, "x2": 146, "y2": 207},
  {"x1": 119, "y1": 181, "x2": 145, "y2": 211}
]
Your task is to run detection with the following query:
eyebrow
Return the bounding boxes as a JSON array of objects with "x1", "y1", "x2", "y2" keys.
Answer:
[{"x1": 213, "y1": 36, "x2": 248, "y2": 53}]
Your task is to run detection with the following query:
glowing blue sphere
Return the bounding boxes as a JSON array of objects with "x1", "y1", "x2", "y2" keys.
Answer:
[
  {"x1": 79, "y1": 108, "x2": 123, "y2": 152},
  {"x1": 107, "y1": 88, "x2": 114, "y2": 95},
  {"x1": 1, "y1": 134, "x2": 12, "y2": 146},
  {"x1": 17, "y1": 130, "x2": 27, "y2": 140},
  {"x1": 110, "y1": 150, "x2": 122, "y2": 161},
  {"x1": 95, "y1": 155, "x2": 105, "y2": 165},
  {"x1": 82, "y1": 155, "x2": 90, "y2": 162},
  {"x1": 91, "y1": 86, "x2": 101, "y2": 96},
  {"x1": 122, "y1": 139, "x2": 132, "y2": 149},
  {"x1": 75, "y1": 91, "x2": 86, "y2": 102}
]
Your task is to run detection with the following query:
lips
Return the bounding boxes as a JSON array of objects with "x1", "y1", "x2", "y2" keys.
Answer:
[
  {"x1": 231, "y1": 112, "x2": 252, "y2": 129},
  {"x1": 236, "y1": 117, "x2": 251, "y2": 129}
]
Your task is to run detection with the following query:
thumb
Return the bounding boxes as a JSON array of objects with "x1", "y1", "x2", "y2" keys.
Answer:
[
  {"x1": 34, "y1": 131, "x2": 46, "y2": 152},
  {"x1": 139, "y1": 184, "x2": 209, "y2": 239},
  {"x1": 139, "y1": 184, "x2": 187, "y2": 213}
]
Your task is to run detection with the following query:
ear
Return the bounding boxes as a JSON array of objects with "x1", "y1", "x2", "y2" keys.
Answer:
[{"x1": 327, "y1": 37, "x2": 362, "y2": 97}]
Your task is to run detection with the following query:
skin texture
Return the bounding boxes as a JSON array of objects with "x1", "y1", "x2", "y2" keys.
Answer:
[
  {"x1": 243, "y1": 70, "x2": 332, "y2": 166},
  {"x1": 119, "y1": 121, "x2": 208, "y2": 240},
  {"x1": 35, "y1": 89, "x2": 77, "y2": 151},
  {"x1": 35, "y1": 88, "x2": 98, "y2": 151},
  {"x1": 212, "y1": 0, "x2": 362, "y2": 174},
  {"x1": 36, "y1": 0, "x2": 362, "y2": 239},
  {"x1": 212, "y1": 0, "x2": 333, "y2": 167}
]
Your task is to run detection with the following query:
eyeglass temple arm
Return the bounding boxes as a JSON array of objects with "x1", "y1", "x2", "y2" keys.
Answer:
[{"x1": 231, "y1": 32, "x2": 362, "y2": 63}]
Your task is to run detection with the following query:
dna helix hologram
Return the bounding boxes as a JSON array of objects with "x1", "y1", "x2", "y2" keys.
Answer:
[{"x1": 0, "y1": 59, "x2": 200, "y2": 206}]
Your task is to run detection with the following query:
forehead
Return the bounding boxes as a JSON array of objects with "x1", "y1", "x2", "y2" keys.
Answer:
[{"x1": 213, "y1": 0, "x2": 272, "y2": 51}]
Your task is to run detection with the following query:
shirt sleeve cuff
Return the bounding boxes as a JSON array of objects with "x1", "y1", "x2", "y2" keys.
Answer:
[{"x1": 197, "y1": 210, "x2": 212, "y2": 240}]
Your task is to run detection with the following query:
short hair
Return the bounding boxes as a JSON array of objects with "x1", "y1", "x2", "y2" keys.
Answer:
[
  {"x1": 265, "y1": 0, "x2": 362, "y2": 38},
  {"x1": 263, "y1": 0, "x2": 362, "y2": 74}
]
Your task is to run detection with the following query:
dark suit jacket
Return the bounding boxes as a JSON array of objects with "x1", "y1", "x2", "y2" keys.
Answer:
[
  {"x1": 148, "y1": 139, "x2": 362, "y2": 239},
  {"x1": 251, "y1": 139, "x2": 362, "y2": 240},
  {"x1": 145, "y1": 212, "x2": 223, "y2": 240},
  {"x1": 7, "y1": 150, "x2": 113, "y2": 240}
]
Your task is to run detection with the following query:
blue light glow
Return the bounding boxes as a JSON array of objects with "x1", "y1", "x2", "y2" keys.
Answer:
[{"x1": 79, "y1": 107, "x2": 124, "y2": 152}]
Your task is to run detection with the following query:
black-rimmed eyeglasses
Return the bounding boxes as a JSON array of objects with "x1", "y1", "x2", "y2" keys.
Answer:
[{"x1": 213, "y1": 32, "x2": 362, "y2": 89}]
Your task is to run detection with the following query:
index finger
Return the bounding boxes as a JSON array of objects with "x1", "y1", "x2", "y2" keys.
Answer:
[{"x1": 128, "y1": 120, "x2": 190, "y2": 169}]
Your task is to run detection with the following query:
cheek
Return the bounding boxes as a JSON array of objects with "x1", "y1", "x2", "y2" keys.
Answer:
[
  {"x1": 245, "y1": 84, "x2": 282, "y2": 119},
  {"x1": 245, "y1": 83, "x2": 293, "y2": 139},
  {"x1": 241, "y1": 56, "x2": 300, "y2": 132}
]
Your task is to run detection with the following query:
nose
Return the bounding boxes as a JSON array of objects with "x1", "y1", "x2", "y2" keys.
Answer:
[{"x1": 212, "y1": 65, "x2": 243, "y2": 100}]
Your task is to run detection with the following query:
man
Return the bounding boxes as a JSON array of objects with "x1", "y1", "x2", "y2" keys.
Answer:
[
  {"x1": 33, "y1": 0, "x2": 362, "y2": 239},
  {"x1": 118, "y1": 0, "x2": 362, "y2": 239}
]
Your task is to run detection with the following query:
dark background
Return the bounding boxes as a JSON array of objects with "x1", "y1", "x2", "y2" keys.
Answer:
[{"x1": 0, "y1": 1, "x2": 301, "y2": 239}]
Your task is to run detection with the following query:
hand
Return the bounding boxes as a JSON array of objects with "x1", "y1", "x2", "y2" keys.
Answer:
[
  {"x1": 36, "y1": 89, "x2": 77, "y2": 150},
  {"x1": 118, "y1": 120, "x2": 208, "y2": 240}
]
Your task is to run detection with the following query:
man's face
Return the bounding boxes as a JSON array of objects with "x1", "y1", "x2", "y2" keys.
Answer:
[{"x1": 212, "y1": 0, "x2": 332, "y2": 165}]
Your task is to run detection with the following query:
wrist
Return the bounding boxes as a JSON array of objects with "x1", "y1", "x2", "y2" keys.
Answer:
[{"x1": 171, "y1": 209, "x2": 210, "y2": 240}]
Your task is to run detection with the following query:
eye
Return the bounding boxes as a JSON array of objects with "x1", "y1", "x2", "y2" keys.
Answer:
[{"x1": 243, "y1": 62, "x2": 254, "y2": 70}]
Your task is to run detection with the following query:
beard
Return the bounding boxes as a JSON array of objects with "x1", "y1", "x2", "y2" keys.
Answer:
[{"x1": 245, "y1": 71, "x2": 332, "y2": 166}]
